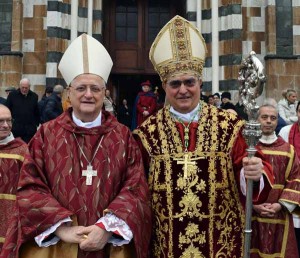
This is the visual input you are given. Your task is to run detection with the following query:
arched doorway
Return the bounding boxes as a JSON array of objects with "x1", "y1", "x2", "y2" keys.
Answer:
[{"x1": 103, "y1": 0, "x2": 185, "y2": 109}]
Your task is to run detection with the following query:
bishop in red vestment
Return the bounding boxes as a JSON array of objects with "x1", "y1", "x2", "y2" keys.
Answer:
[
  {"x1": 252, "y1": 101, "x2": 300, "y2": 257},
  {"x1": 1, "y1": 34, "x2": 151, "y2": 258},
  {"x1": 0, "y1": 105, "x2": 29, "y2": 253}
]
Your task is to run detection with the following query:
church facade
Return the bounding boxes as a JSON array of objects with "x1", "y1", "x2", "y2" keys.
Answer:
[{"x1": 0, "y1": 0, "x2": 299, "y2": 104}]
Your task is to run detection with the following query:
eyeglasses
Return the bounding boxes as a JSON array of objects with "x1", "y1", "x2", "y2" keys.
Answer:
[
  {"x1": 167, "y1": 78, "x2": 198, "y2": 89},
  {"x1": 71, "y1": 85, "x2": 105, "y2": 94},
  {"x1": 0, "y1": 119, "x2": 13, "y2": 126}
]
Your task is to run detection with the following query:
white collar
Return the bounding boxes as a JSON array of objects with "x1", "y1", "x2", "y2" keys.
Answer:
[
  {"x1": 0, "y1": 133, "x2": 15, "y2": 145},
  {"x1": 72, "y1": 112, "x2": 102, "y2": 128},
  {"x1": 170, "y1": 104, "x2": 200, "y2": 122},
  {"x1": 259, "y1": 132, "x2": 277, "y2": 144}
]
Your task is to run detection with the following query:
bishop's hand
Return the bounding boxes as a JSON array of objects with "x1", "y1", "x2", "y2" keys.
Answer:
[
  {"x1": 77, "y1": 225, "x2": 113, "y2": 251},
  {"x1": 54, "y1": 225, "x2": 87, "y2": 243}
]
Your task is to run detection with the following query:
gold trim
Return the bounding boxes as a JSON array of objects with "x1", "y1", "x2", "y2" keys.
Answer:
[
  {"x1": 0, "y1": 237, "x2": 5, "y2": 243},
  {"x1": 0, "y1": 193, "x2": 16, "y2": 200},
  {"x1": 0, "y1": 153, "x2": 24, "y2": 161}
]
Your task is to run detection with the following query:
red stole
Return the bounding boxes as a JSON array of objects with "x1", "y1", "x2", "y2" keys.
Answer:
[{"x1": 176, "y1": 121, "x2": 198, "y2": 151}]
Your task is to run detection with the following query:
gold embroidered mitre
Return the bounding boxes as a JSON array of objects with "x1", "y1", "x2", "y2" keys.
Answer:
[{"x1": 149, "y1": 15, "x2": 207, "y2": 82}]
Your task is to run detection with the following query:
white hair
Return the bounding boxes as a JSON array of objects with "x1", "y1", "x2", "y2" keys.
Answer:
[{"x1": 20, "y1": 78, "x2": 30, "y2": 85}]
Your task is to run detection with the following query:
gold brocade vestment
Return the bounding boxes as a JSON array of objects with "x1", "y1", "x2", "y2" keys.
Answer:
[{"x1": 134, "y1": 102, "x2": 246, "y2": 258}]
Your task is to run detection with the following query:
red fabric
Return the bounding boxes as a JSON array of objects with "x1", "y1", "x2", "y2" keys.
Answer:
[
  {"x1": 133, "y1": 103, "x2": 274, "y2": 258},
  {"x1": 251, "y1": 137, "x2": 300, "y2": 257},
  {"x1": 289, "y1": 123, "x2": 300, "y2": 159},
  {"x1": 1, "y1": 110, "x2": 151, "y2": 258},
  {"x1": 136, "y1": 92, "x2": 157, "y2": 126},
  {"x1": 0, "y1": 138, "x2": 28, "y2": 253}
]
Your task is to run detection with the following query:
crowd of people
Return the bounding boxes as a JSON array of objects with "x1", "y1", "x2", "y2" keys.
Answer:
[{"x1": 0, "y1": 15, "x2": 300, "y2": 258}]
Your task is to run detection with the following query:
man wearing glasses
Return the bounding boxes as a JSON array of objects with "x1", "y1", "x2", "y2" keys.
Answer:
[
  {"x1": 133, "y1": 15, "x2": 273, "y2": 257},
  {"x1": 0, "y1": 104, "x2": 29, "y2": 253},
  {"x1": 1, "y1": 34, "x2": 151, "y2": 258}
]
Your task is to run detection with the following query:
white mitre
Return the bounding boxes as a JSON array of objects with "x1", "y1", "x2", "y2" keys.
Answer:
[
  {"x1": 149, "y1": 15, "x2": 207, "y2": 83},
  {"x1": 58, "y1": 34, "x2": 113, "y2": 84}
]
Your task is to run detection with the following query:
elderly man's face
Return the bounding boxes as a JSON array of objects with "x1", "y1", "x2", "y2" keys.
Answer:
[
  {"x1": 164, "y1": 73, "x2": 201, "y2": 114},
  {"x1": 68, "y1": 74, "x2": 106, "y2": 122},
  {"x1": 20, "y1": 81, "x2": 30, "y2": 95},
  {"x1": 0, "y1": 105, "x2": 13, "y2": 140}
]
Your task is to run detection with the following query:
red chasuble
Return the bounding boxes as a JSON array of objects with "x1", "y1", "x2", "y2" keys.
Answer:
[
  {"x1": 251, "y1": 137, "x2": 300, "y2": 257},
  {"x1": 133, "y1": 102, "x2": 273, "y2": 258},
  {"x1": 0, "y1": 137, "x2": 28, "y2": 252},
  {"x1": 1, "y1": 110, "x2": 151, "y2": 258}
]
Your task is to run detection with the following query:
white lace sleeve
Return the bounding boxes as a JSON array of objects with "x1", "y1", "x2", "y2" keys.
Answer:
[
  {"x1": 97, "y1": 213, "x2": 133, "y2": 246},
  {"x1": 34, "y1": 217, "x2": 72, "y2": 247}
]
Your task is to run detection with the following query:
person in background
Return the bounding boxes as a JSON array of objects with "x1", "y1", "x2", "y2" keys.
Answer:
[
  {"x1": 213, "y1": 92, "x2": 221, "y2": 108},
  {"x1": 62, "y1": 86, "x2": 72, "y2": 111},
  {"x1": 278, "y1": 88, "x2": 298, "y2": 125},
  {"x1": 5, "y1": 78, "x2": 39, "y2": 143},
  {"x1": 0, "y1": 104, "x2": 29, "y2": 253},
  {"x1": 5, "y1": 86, "x2": 16, "y2": 96},
  {"x1": 251, "y1": 99, "x2": 300, "y2": 257},
  {"x1": 207, "y1": 94, "x2": 214, "y2": 105},
  {"x1": 118, "y1": 98, "x2": 131, "y2": 129},
  {"x1": 279, "y1": 100, "x2": 300, "y2": 254},
  {"x1": 1, "y1": 33, "x2": 151, "y2": 258},
  {"x1": 220, "y1": 91, "x2": 236, "y2": 111},
  {"x1": 133, "y1": 15, "x2": 273, "y2": 258},
  {"x1": 103, "y1": 89, "x2": 117, "y2": 116},
  {"x1": 38, "y1": 86, "x2": 53, "y2": 124},
  {"x1": 131, "y1": 80, "x2": 157, "y2": 130},
  {"x1": 43, "y1": 84, "x2": 64, "y2": 123},
  {"x1": 234, "y1": 101, "x2": 248, "y2": 121},
  {"x1": 0, "y1": 87, "x2": 16, "y2": 106}
]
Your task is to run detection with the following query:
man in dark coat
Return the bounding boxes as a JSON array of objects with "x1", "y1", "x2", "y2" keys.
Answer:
[
  {"x1": 5, "y1": 78, "x2": 39, "y2": 143},
  {"x1": 43, "y1": 84, "x2": 64, "y2": 123}
]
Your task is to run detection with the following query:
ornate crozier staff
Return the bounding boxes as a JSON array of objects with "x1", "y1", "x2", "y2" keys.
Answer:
[{"x1": 237, "y1": 51, "x2": 266, "y2": 258}]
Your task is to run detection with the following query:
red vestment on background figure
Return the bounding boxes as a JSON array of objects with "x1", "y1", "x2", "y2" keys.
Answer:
[
  {"x1": 0, "y1": 110, "x2": 151, "y2": 258},
  {"x1": 251, "y1": 137, "x2": 300, "y2": 257},
  {"x1": 136, "y1": 91, "x2": 157, "y2": 126},
  {"x1": 0, "y1": 137, "x2": 28, "y2": 252},
  {"x1": 134, "y1": 102, "x2": 273, "y2": 258}
]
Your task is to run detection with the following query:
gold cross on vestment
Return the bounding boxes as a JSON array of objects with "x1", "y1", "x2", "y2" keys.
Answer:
[
  {"x1": 174, "y1": 153, "x2": 204, "y2": 178},
  {"x1": 82, "y1": 165, "x2": 97, "y2": 185}
]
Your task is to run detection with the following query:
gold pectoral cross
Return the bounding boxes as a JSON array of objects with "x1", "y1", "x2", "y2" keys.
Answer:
[
  {"x1": 82, "y1": 165, "x2": 97, "y2": 185},
  {"x1": 175, "y1": 152, "x2": 204, "y2": 178}
]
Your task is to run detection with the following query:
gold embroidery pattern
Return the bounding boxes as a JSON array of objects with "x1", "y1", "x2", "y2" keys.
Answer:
[{"x1": 134, "y1": 102, "x2": 245, "y2": 257}]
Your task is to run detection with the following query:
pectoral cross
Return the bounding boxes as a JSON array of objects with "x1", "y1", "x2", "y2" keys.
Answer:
[
  {"x1": 175, "y1": 153, "x2": 204, "y2": 178},
  {"x1": 82, "y1": 165, "x2": 97, "y2": 185}
]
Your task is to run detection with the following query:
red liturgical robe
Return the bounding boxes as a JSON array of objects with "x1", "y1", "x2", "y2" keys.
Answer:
[
  {"x1": 251, "y1": 137, "x2": 300, "y2": 257},
  {"x1": 136, "y1": 92, "x2": 157, "y2": 126},
  {"x1": 0, "y1": 137, "x2": 28, "y2": 253},
  {"x1": 134, "y1": 102, "x2": 273, "y2": 258},
  {"x1": 1, "y1": 110, "x2": 151, "y2": 258}
]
